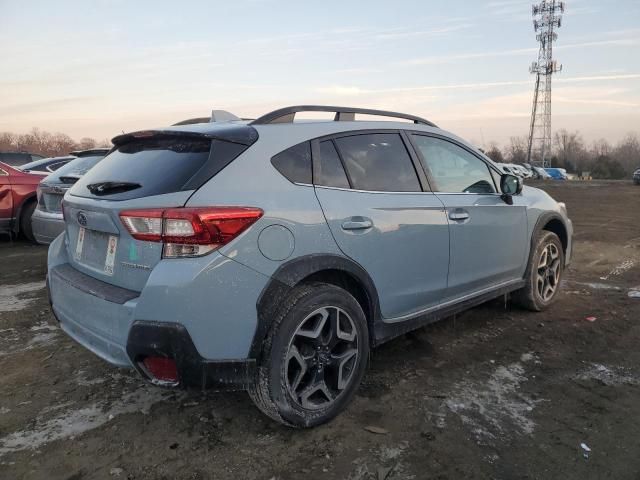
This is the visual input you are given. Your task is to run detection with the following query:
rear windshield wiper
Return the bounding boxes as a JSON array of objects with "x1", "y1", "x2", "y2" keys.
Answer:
[
  {"x1": 59, "y1": 175, "x2": 82, "y2": 184},
  {"x1": 86, "y1": 181, "x2": 142, "y2": 196}
]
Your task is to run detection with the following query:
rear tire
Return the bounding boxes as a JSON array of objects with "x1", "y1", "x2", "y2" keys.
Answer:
[
  {"x1": 513, "y1": 231, "x2": 564, "y2": 311},
  {"x1": 248, "y1": 282, "x2": 369, "y2": 427},
  {"x1": 20, "y1": 200, "x2": 37, "y2": 243}
]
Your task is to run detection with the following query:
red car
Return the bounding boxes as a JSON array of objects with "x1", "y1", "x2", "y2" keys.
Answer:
[{"x1": 0, "y1": 162, "x2": 48, "y2": 241}]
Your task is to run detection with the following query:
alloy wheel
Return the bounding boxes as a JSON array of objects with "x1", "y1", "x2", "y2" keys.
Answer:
[
  {"x1": 536, "y1": 242, "x2": 561, "y2": 301},
  {"x1": 285, "y1": 306, "x2": 359, "y2": 410}
]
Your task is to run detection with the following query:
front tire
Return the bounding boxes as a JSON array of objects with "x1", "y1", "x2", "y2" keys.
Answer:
[
  {"x1": 249, "y1": 282, "x2": 369, "y2": 427},
  {"x1": 514, "y1": 231, "x2": 564, "y2": 311}
]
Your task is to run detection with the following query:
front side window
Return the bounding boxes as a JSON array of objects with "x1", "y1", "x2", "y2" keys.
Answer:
[
  {"x1": 412, "y1": 135, "x2": 496, "y2": 194},
  {"x1": 334, "y1": 133, "x2": 421, "y2": 192}
]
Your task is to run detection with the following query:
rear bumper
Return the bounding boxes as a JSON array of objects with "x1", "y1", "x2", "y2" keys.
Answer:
[
  {"x1": 32, "y1": 208, "x2": 64, "y2": 245},
  {"x1": 127, "y1": 321, "x2": 255, "y2": 390},
  {"x1": 47, "y1": 233, "x2": 267, "y2": 389},
  {"x1": 49, "y1": 264, "x2": 137, "y2": 367}
]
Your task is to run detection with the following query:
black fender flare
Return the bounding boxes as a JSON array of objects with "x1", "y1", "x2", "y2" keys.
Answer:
[
  {"x1": 250, "y1": 254, "x2": 381, "y2": 359},
  {"x1": 12, "y1": 193, "x2": 37, "y2": 233},
  {"x1": 524, "y1": 211, "x2": 569, "y2": 278}
]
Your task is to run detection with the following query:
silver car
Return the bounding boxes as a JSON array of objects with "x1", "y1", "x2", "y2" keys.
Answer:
[
  {"x1": 33, "y1": 149, "x2": 109, "y2": 244},
  {"x1": 47, "y1": 106, "x2": 572, "y2": 427}
]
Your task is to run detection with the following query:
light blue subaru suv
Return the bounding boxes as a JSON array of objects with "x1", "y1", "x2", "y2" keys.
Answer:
[{"x1": 47, "y1": 106, "x2": 572, "y2": 427}]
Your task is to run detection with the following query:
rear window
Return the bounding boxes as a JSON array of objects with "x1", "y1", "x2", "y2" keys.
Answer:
[
  {"x1": 70, "y1": 136, "x2": 248, "y2": 200},
  {"x1": 47, "y1": 156, "x2": 104, "y2": 183}
]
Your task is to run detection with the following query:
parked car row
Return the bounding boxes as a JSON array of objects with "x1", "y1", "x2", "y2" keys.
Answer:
[
  {"x1": 0, "y1": 162, "x2": 47, "y2": 240},
  {"x1": 496, "y1": 162, "x2": 571, "y2": 181},
  {"x1": 0, "y1": 148, "x2": 110, "y2": 241}
]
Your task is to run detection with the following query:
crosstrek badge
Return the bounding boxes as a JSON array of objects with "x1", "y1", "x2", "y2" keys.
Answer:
[{"x1": 104, "y1": 235, "x2": 118, "y2": 275}]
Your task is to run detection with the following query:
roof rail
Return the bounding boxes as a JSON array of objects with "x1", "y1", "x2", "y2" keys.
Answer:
[{"x1": 249, "y1": 105, "x2": 437, "y2": 127}]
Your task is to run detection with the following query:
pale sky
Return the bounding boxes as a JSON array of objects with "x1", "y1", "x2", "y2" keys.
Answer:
[{"x1": 1, "y1": 0, "x2": 639, "y2": 147}]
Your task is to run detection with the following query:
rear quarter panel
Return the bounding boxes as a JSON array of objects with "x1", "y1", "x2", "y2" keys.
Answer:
[{"x1": 186, "y1": 124, "x2": 358, "y2": 279}]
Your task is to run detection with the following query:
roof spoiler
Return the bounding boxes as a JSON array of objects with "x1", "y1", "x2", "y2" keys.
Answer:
[{"x1": 172, "y1": 110, "x2": 242, "y2": 126}]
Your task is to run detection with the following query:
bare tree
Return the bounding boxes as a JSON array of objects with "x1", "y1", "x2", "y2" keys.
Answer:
[
  {"x1": 503, "y1": 136, "x2": 528, "y2": 164},
  {"x1": 77, "y1": 137, "x2": 97, "y2": 150},
  {"x1": 485, "y1": 142, "x2": 505, "y2": 163},
  {"x1": 613, "y1": 133, "x2": 640, "y2": 173},
  {"x1": 592, "y1": 138, "x2": 613, "y2": 158},
  {"x1": 0, "y1": 128, "x2": 101, "y2": 157},
  {"x1": 554, "y1": 129, "x2": 587, "y2": 172}
]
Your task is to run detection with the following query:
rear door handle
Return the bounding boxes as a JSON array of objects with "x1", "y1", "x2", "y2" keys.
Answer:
[
  {"x1": 341, "y1": 217, "x2": 373, "y2": 230},
  {"x1": 448, "y1": 210, "x2": 469, "y2": 221}
]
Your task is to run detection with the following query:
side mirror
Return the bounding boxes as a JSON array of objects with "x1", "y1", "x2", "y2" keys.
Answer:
[{"x1": 500, "y1": 174, "x2": 522, "y2": 205}]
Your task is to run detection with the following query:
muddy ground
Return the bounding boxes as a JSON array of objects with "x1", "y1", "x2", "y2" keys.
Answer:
[{"x1": 1, "y1": 180, "x2": 639, "y2": 480}]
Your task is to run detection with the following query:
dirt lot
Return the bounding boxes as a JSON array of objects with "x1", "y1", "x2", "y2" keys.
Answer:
[{"x1": 1, "y1": 180, "x2": 639, "y2": 480}]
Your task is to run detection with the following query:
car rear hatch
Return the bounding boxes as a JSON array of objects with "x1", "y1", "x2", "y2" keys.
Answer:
[
  {"x1": 38, "y1": 155, "x2": 106, "y2": 213},
  {"x1": 39, "y1": 184, "x2": 67, "y2": 213},
  {"x1": 64, "y1": 125, "x2": 258, "y2": 292}
]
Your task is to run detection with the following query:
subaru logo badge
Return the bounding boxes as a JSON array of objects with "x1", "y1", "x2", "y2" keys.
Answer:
[{"x1": 77, "y1": 212, "x2": 88, "y2": 226}]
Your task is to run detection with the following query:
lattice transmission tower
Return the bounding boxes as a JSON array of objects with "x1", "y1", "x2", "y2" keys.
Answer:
[{"x1": 526, "y1": 0, "x2": 565, "y2": 167}]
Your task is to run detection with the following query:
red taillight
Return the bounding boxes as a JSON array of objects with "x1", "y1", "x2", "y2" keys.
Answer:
[
  {"x1": 119, "y1": 207, "x2": 263, "y2": 258},
  {"x1": 142, "y1": 356, "x2": 179, "y2": 384}
]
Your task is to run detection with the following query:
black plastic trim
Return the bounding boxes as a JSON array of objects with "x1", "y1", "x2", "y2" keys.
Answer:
[
  {"x1": 250, "y1": 105, "x2": 437, "y2": 127},
  {"x1": 126, "y1": 321, "x2": 255, "y2": 390},
  {"x1": 50, "y1": 264, "x2": 139, "y2": 304},
  {"x1": 374, "y1": 281, "x2": 525, "y2": 345},
  {"x1": 528, "y1": 211, "x2": 570, "y2": 267},
  {"x1": 251, "y1": 254, "x2": 381, "y2": 359}
]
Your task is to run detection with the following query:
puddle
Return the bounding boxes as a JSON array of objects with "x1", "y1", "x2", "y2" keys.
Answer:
[
  {"x1": 0, "y1": 386, "x2": 181, "y2": 456},
  {"x1": 433, "y1": 353, "x2": 541, "y2": 443},
  {"x1": 576, "y1": 363, "x2": 640, "y2": 386},
  {"x1": 600, "y1": 259, "x2": 636, "y2": 281},
  {"x1": 0, "y1": 282, "x2": 45, "y2": 313}
]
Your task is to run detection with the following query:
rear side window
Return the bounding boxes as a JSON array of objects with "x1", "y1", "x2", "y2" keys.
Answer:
[
  {"x1": 317, "y1": 140, "x2": 350, "y2": 189},
  {"x1": 334, "y1": 133, "x2": 421, "y2": 192},
  {"x1": 271, "y1": 142, "x2": 312, "y2": 184},
  {"x1": 70, "y1": 137, "x2": 247, "y2": 200}
]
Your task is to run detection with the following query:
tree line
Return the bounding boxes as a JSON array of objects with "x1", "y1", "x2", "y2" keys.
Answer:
[
  {"x1": 484, "y1": 130, "x2": 640, "y2": 179},
  {"x1": 0, "y1": 128, "x2": 111, "y2": 159}
]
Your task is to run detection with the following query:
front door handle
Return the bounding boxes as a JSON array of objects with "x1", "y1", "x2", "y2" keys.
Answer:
[
  {"x1": 448, "y1": 210, "x2": 469, "y2": 221},
  {"x1": 341, "y1": 217, "x2": 373, "y2": 230}
]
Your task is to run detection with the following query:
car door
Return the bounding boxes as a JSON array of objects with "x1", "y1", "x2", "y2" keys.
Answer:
[
  {"x1": 313, "y1": 131, "x2": 449, "y2": 320},
  {"x1": 409, "y1": 134, "x2": 528, "y2": 301},
  {"x1": 0, "y1": 166, "x2": 13, "y2": 231}
]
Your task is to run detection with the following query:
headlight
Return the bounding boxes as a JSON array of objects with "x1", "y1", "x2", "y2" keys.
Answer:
[{"x1": 558, "y1": 202, "x2": 567, "y2": 214}]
